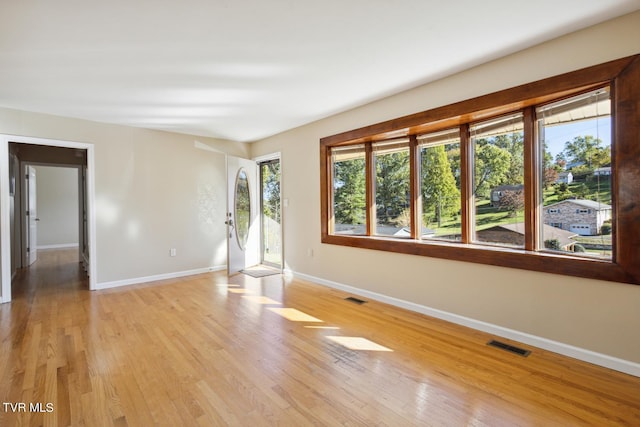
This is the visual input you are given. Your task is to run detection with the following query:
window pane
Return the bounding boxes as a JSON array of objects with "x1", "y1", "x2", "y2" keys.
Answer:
[
  {"x1": 471, "y1": 113, "x2": 525, "y2": 248},
  {"x1": 537, "y1": 87, "x2": 612, "y2": 260},
  {"x1": 234, "y1": 169, "x2": 250, "y2": 250},
  {"x1": 332, "y1": 145, "x2": 366, "y2": 235},
  {"x1": 418, "y1": 129, "x2": 461, "y2": 241},
  {"x1": 373, "y1": 139, "x2": 410, "y2": 237}
]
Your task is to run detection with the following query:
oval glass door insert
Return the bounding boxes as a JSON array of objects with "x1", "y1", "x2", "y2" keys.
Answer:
[{"x1": 234, "y1": 168, "x2": 250, "y2": 250}]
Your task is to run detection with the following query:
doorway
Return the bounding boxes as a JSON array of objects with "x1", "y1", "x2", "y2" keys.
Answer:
[
  {"x1": 22, "y1": 165, "x2": 81, "y2": 264},
  {"x1": 0, "y1": 135, "x2": 97, "y2": 303},
  {"x1": 259, "y1": 158, "x2": 282, "y2": 268}
]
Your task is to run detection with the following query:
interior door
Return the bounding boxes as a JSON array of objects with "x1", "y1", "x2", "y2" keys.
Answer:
[
  {"x1": 26, "y1": 166, "x2": 38, "y2": 266},
  {"x1": 227, "y1": 156, "x2": 260, "y2": 274}
]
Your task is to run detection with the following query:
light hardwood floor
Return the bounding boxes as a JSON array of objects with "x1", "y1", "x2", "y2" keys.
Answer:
[{"x1": 1, "y1": 249, "x2": 639, "y2": 426}]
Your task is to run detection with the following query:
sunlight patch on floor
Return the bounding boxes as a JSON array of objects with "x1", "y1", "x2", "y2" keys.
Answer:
[
  {"x1": 267, "y1": 308, "x2": 323, "y2": 322},
  {"x1": 304, "y1": 326, "x2": 340, "y2": 330},
  {"x1": 242, "y1": 296, "x2": 281, "y2": 305},
  {"x1": 228, "y1": 289, "x2": 252, "y2": 294},
  {"x1": 326, "y1": 336, "x2": 393, "y2": 352}
]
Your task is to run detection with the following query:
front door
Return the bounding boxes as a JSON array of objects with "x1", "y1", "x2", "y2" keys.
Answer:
[{"x1": 226, "y1": 156, "x2": 259, "y2": 275}]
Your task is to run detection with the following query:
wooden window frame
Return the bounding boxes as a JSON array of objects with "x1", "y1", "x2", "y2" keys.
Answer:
[{"x1": 320, "y1": 55, "x2": 640, "y2": 285}]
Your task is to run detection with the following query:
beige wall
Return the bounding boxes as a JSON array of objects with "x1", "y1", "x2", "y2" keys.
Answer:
[
  {"x1": 250, "y1": 11, "x2": 640, "y2": 364},
  {"x1": 0, "y1": 110, "x2": 249, "y2": 284}
]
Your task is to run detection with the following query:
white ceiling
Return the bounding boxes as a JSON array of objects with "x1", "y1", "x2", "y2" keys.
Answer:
[{"x1": 1, "y1": 1, "x2": 638, "y2": 143}]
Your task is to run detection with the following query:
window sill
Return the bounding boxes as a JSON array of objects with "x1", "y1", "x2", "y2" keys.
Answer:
[{"x1": 322, "y1": 233, "x2": 632, "y2": 284}]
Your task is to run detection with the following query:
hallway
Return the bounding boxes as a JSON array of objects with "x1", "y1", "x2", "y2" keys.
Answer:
[{"x1": 11, "y1": 248, "x2": 87, "y2": 300}]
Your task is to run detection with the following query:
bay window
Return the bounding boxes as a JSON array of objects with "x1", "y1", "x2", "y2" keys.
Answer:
[{"x1": 320, "y1": 55, "x2": 640, "y2": 285}]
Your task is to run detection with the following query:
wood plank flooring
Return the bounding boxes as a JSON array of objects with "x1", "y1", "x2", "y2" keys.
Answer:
[{"x1": 1, "y1": 249, "x2": 639, "y2": 426}]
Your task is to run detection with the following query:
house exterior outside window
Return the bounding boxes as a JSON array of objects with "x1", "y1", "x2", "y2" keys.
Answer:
[{"x1": 542, "y1": 199, "x2": 611, "y2": 236}]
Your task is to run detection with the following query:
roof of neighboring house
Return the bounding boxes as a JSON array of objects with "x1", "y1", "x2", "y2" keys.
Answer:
[
  {"x1": 492, "y1": 184, "x2": 524, "y2": 192},
  {"x1": 594, "y1": 166, "x2": 611, "y2": 172},
  {"x1": 393, "y1": 227, "x2": 436, "y2": 238},
  {"x1": 545, "y1": 199, "x2": 611, "y2": 211},
  {"x1": 334, "y1": 224, "x2": 437, "y2": 238},
  {"x1": 489, "y1": 222, "x2": 577, "y2": 248},
  {"x1": 558, "y1": 171, "x2": 573, "y2": 176}
]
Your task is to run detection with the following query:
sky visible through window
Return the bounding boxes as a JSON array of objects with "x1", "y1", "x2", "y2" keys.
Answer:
[{"x1": 543, "y1": 118, "x2": 610, "y2": 158}]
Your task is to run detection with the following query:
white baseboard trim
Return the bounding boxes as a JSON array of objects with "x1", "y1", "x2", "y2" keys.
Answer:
[
  {"x1": 286, "y1": 269, "x2": 640, "y2": 378},
  {"x1": 37, "y1": 243, "x2": 79, "y2": 250},
  {"x1": 96, "y1": 265, "x2": 226, "y2": 290}
]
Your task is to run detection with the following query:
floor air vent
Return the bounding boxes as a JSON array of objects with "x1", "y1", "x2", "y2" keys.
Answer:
[
  {"x1": 345, "y1": 296, "x2": 367, "y2": 305},
  {"x1": 487, "y1": 340, "x2": 531, "y2": 357}
]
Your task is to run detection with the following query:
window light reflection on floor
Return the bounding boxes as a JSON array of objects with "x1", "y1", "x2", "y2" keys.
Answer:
[
  {"x1": 326, "y1": 336, "x2": 393, "y2": 352},
  {"x1": 304, "y1": 326, "x2": 341, "y2": 329},
  {"x1": 228, "y1": 289, "x2": 252, "y2": 294},
  {"x1": 215, "y1": 283, "x2": 241, "y2": 296},
  {"x1": 267, "y1": 308, "x2": 324, "y2": 322},
  {"x1": 242, "y1": 296, "x2": 281, "y2": 305}
]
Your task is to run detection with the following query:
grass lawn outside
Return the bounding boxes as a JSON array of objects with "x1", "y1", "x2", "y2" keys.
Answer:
[
  {"x1": 572, "y1": 235, "x2": 612, "y2": 245},
  {"x1": 543, "y1": 176, "x2": 611, "y2": 206},
  {"x1": 422, "y1": 175, "x2": 611, "y2": 239},
  {"x1": 424, "y1": 199, "x2": 524, "y2": 237}
]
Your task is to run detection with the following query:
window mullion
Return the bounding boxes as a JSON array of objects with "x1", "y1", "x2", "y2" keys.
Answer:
[
  {"x1": 365, "y1": 143, "x2": 375, "y2": 236},
  {"x1": 459, "y1": 124, "x2": 472, "y2": 243},
  {"x1": 324, "y1": 145, "x2": 333, "y2": 235},
  {"x1": 523, "y1": 107, "x2": 537, "y2": 251},
  {"x1": 409, "y1": 135, "x2": 420, "y2": 240}
]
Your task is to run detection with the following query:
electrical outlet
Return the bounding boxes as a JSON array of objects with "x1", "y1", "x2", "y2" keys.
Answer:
[{"x1": 170, "y1": 248, "x2": 177, "y2": 257}]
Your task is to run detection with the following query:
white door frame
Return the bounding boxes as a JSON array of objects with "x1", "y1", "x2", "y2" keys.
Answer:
[{"x1": 0, "y1": 135, "x2": 97, "y2": 303}]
